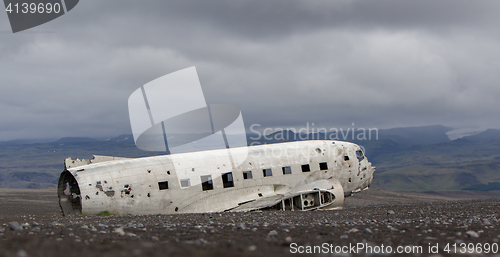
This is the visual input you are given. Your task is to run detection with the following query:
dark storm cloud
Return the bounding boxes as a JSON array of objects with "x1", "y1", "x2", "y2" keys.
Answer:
[
  {"x1": 1, "y1": 0, "x2": 500, "y2": 140},
  {"x1": 76, "y1": 0, "x2": 499, "y2": 38}
]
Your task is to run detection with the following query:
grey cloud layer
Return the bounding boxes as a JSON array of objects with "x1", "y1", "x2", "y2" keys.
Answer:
[{"x1": 1, "y1": 0, "x2": 499, "y2": 140}]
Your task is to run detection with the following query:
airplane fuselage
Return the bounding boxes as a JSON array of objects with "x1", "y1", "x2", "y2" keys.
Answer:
[{"x1": 58, "y1": 140, "x2": 375, "y2": 215}]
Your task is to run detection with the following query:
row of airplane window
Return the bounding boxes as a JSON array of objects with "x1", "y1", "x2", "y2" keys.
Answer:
[{"x1": 156, "y1": 162, "x2": 330, "y2": 192}]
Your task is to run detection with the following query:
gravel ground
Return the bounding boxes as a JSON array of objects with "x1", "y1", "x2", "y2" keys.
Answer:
[{"x1": 1, "y1": 188, "x2": 500, "y2": 257}]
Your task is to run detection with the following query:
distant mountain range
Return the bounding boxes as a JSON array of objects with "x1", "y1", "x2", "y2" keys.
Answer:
[{"x1": 1, "y1": 125, "x2": 500, "y2": 191}]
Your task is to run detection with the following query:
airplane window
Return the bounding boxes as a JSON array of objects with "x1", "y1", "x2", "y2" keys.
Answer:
[
  {"x1": 356, "y1": 150, "x2": 364, "y2": 161},
  {"x1": 180, "y1": 178, "x2": 190, "y2": 188},
  {"x1": 282, "y1": 166, "x2": 292, "y2": 175},
  {"x1": 263, "y1": 168, "x2": 272, "y2": 177},
  {"x1": 222, "y1": 172, "x2": 234, "y2": 188},
  {"x1": 301, "y1": 164, "x2": 310, "y2": 172},
  {"x1": 243, "y1": 171, "x2": 253, "y2": 179},
  {"x1": 200, "y1": 175, "x2": 214, "y2": 191},
  {"x1": 158, "y1": 181, "x2": 169, "y2": 190},
  {"x1": 319, "y1": 162, "x2": 328, "y2": 170}
]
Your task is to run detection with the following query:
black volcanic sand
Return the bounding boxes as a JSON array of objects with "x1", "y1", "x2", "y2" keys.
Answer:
[{"x1": 1, "y1": 189, "x2": 500, "y2": 257}]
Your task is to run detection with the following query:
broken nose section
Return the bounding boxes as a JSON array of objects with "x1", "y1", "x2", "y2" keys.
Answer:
[{"x1": 58, "y1": 170, "x2": 82, "y2": 216}]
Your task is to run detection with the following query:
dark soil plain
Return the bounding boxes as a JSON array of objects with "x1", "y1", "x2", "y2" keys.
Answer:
[{"x1": 2, "y1": 188, "x2": 500, "y2": 257}]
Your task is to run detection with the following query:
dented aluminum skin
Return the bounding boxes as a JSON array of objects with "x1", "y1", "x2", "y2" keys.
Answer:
[{"x1": 58, "y1": 140, "x2": 375, "y2": 215}]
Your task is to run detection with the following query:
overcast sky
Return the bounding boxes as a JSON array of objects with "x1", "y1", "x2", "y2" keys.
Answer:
[{"x1": 1, "y1": 0, "x2": 499, "y2": 141}]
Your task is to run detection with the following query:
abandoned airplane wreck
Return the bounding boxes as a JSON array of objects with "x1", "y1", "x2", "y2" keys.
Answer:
[{"x1": 58, "y1": 140, "x2": 375, "y2": 215}]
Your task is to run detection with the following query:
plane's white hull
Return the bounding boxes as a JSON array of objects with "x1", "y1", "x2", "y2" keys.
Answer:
[{"x1": 58, "y1": 140, "x2": 375, "y2": 215}]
